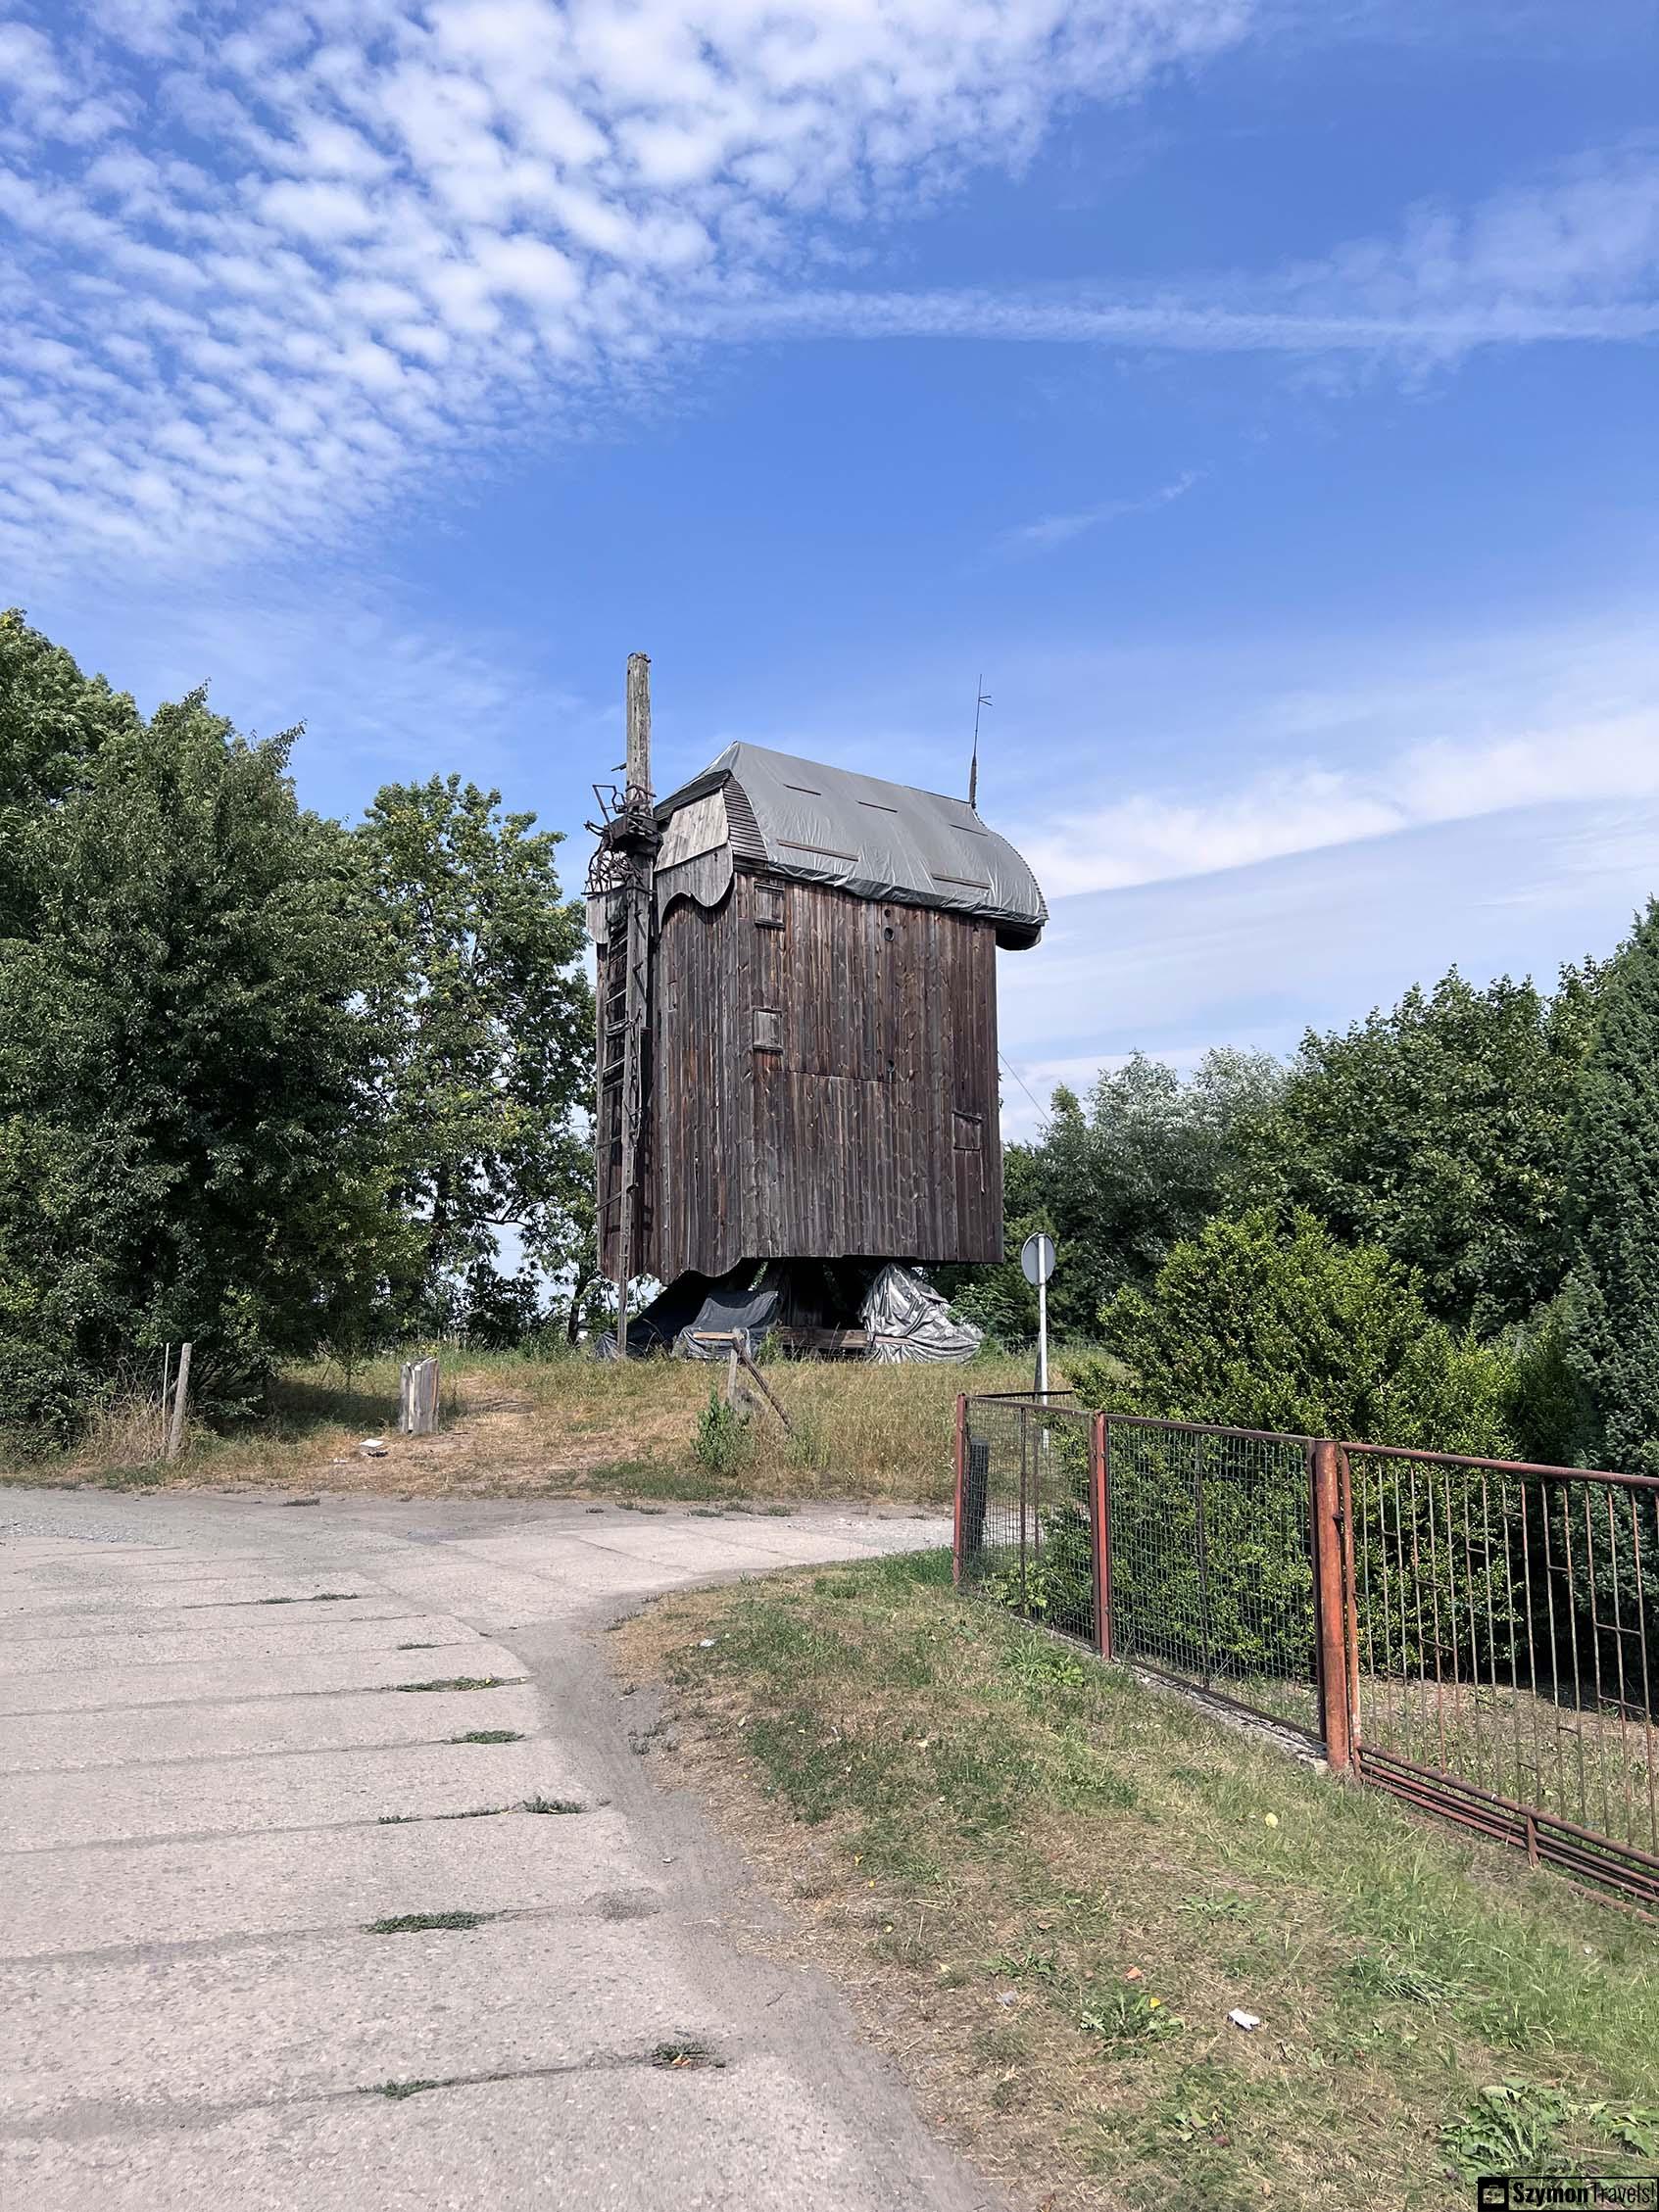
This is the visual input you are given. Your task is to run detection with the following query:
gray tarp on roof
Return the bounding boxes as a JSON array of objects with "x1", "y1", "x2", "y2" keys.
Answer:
[{"x1": 655, "y1": 742, "x2": 1046, "y2": 948}]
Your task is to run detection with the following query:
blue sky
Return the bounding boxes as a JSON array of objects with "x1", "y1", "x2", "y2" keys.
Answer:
[{"x1": 5, "y1": 0, "x2": 1657, "y2": 1136}]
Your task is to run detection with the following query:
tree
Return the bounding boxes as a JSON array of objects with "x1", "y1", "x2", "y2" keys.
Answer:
[
  {"x1": 358, "y1": 777, "x2": 593, "y2": 1333},
  {"x1": 0, "y1": 610, "x2": 143, "y2": 938},
  {"x1": 943, "y1": 1048, "x2": 1283, "y2": 1342},
  {"x1": 0, "y1": 615, "x2": 401, "y2": 1440},
  {"x1": 1243, "y1": 966, "x2": 1603, "y2": 1335},
  {"x1": 1072, "y1": 1208, "x2": 1516, "y2": 1452},
  {"x1": 1567, "y1": 900, "x2": 1659, "y2": 1477}
]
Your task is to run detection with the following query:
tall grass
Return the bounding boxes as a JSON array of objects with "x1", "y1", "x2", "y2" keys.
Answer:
[{"x1": 5, "y1": 1342, "x2": 1047, "y2": 1502}]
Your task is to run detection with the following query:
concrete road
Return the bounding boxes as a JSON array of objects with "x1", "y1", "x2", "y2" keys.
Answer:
[{"x1": 0, "y1": 1487, "x2": 993, "y2": 2212}]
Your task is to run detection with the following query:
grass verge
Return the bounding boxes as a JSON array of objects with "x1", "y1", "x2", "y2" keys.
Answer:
[
  {"x1": 3, "y1": 1342, "x2": 1045, "y2": 1504},
  {"x1": 612, "y1": 1550, "x2": 1659, "y2": 2212}
]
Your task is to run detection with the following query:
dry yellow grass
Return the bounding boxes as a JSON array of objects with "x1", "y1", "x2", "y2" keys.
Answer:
[{"x1": 5, "y1": 1345, "x2": 1048, "y2": 1502}]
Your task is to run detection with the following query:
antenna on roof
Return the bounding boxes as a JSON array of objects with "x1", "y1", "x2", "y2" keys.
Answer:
[{"x1": 968, "y1": 675, "x2": 991, "y2": 810}]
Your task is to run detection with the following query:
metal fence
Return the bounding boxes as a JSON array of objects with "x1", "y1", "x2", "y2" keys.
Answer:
[
  {"x1": 955, "y1": 1395, "x2": 1659, "y2": 1909},
  {"x1": 954, "y1": 1393, "x2": 1098, "y2": 1645},
  {"x1": 1344, "y1": 1445, "x2": 1659, "y2": 1907},
  {"x1": 1102, "y1": 1417, "x2": 1319, "y2": 1737}
]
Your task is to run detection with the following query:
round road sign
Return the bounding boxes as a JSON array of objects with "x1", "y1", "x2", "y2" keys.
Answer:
[{"x1": 1020, "y1": 1231, "x2": 1056, "y2": 1287}]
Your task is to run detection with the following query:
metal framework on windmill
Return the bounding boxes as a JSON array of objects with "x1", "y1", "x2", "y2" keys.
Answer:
[{"x1": 586, "y1": 655, "x2": 1048, "y2": 1356}]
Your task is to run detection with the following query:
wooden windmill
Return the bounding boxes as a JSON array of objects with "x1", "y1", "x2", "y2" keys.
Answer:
[{"x1": 588, "y1": 658, "x2": 1048, "y2": 1345}]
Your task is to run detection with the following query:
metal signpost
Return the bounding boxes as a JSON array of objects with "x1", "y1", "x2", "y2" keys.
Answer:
[{"x1": 1020, "y1": 1231, "x2": 1056, "y2": 1398}]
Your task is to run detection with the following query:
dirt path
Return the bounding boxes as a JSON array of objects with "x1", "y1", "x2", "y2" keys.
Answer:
[{"x1": 0, "y1": 1487, "x2": 996, "y2": 2211}]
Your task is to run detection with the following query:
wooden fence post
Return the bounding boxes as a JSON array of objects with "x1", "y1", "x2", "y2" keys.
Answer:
[
  {"x1": 399, "y1": 1357, "x2": 440, "y2": 1436},
  {"x1": 164, "y1": 1342, "x2": 193, "y2": 1463},
  {"x1": 1311, "y1": 1438, "x2": 1353, "y2": 1774},
  {"x1": 1091, "y1": 1411, "x2": 1112, "y2": 1660},
  {"x1": 952, "y1": 1393, "x2": 967, "y2": 1588}
]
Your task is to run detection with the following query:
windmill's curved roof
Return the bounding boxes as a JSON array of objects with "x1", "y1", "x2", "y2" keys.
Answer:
[{"x1": 654, "y1": 742, "x2": 1047, "y2": 949}]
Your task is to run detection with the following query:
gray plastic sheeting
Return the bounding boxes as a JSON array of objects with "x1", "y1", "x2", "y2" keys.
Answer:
[
  {"x1": 598, "y1": 1262, "x2": 984, "y2": 1365},
  {"x1": 861, "y1": 1265, "x2": 985, "y2": 1364},
  {"x1": 653, "y1": 742, "x2": 1047, "y2": 948}
]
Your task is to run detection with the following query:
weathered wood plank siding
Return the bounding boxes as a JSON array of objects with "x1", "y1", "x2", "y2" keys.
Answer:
[{"x1": 636, "y1": 871, "x2": 1005, "y2": 1281}]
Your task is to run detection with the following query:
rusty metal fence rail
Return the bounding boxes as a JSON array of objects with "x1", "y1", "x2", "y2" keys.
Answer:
[{"x1": 954, "y1": 1394, "x2": 1659, "y2": 1909}]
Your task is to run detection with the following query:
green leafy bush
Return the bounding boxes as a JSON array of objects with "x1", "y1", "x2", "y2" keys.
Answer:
[
  {"x1": 1502, "y1": 1291, "x2": 1592, "y2": 1467},
  {"x1": 1050, "y1": 1212, "x2": 1526, "y2": 1685},
  {"x1": 1070, "y1": 1208, "x2": 1517, "y2": 1453},
  {"x1": 1236, "y1": 964, "x2": 1603, "y2": 1335},
  {"x1": 692, "y1": 1384, "x2": 751, "y2": 1477}
]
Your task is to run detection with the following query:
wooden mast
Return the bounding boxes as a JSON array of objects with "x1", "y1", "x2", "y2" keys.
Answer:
[{"x1": 612, "y1": 651, "x2": 656, "y2": 1359}]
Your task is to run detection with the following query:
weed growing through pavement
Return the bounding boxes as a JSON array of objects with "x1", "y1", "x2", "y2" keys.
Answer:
[
  {"x1": 257, "y1": 1592, "x2": 361, "y2": 1604},
  {"x1": 390, "y1": 1676, "x2": 525, "y2": 1693},
  {"x1": 650, "y1": 2041, "x2": 724, "y2": 2070},
  {"x1": 363, "y1": 1910, "x2": 498, "y2": 1935},
  {"x1": 376, "y1": 1798, "x2": 579, "y2": 1822}
]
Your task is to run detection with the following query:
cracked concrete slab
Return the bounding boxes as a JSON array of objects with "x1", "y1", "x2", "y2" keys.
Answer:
[
  {"x1": 3, "y1": 1736, "x2": 582, "y2": 1850},
  {"x1": 0, "y1": 1486, "x2": 992, "y2": 2211},
  {"x1": 0, "y1": 1683, "x2": 545, "y2": 1770},
  {"x1": 3, "y1": 1918, "x2": 714, "y2": 2120},
  {"x1": 0, "y1": 1611, "x2": 464, "y2": 1675},
  {"x1": 0, "y1": 1578, "x2": 385, "y2": 1618},
  {"x1": 9, "y1": 1803, "x2": 641, "y2": 1954},
  {"x1": 2, "y1": 2058, "x2": 965, "y2": 2212},
  {"x1": 0, "y1": 1639, "x2": 513, "y2": 1716}
]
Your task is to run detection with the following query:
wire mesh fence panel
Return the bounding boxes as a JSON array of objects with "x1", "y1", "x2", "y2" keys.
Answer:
[
  {"x1": 960, "y1": 1397, "x2": 1097, "y2": 1646},
  {"x1": 1347, "y1": 1447, "x2": 1659, "y2": 1905},
  {"x1": 956, "y1": 1400, "x2": 1659, "y2": 1902},
  {"x1": 1104, "y1": 1419, "x2": 1319, "y2": 1736}
]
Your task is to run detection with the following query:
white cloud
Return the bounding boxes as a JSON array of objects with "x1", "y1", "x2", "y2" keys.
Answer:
[
  {"x1": 258, "y1": 176, "x2": 382, "y2": 240},
  {"x1": 0, "y1": 20, "x2": 66, "y2": 100},
  {"x1": 996, "y1": 793, "x2": 1659, "y2": 1112},
  {"x1": 1010, "y1": 611, "x2": 1659, "y2": 895},
  {"x1": 993, "y1": 470, "x2": 1199, "y2": 557},
  {"x1": 0, "y1": 0, "x2": 1252, "y2": 572},
  {"x1": 0, "y1": 5, "x2": 1654, "y2": 581},
  {"x1": 713, "y1": 144, "x2": 1659, "y2": 361}
]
